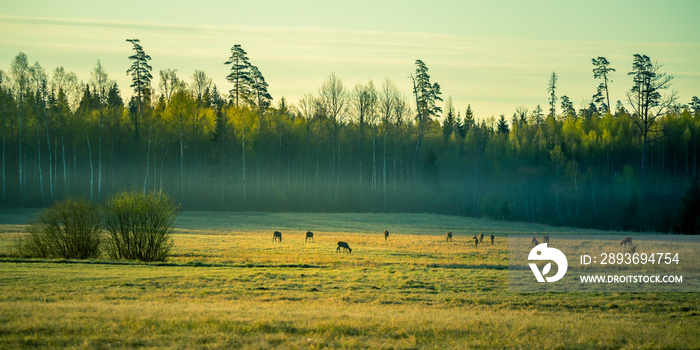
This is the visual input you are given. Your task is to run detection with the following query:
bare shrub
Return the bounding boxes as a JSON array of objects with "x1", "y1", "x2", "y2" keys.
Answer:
[
  {"x1": 16, "y1": 198, "x2": 101, "y2": 259},
  {"x1": 103, "y1": 191, "x2": 179, "y2": 262}
]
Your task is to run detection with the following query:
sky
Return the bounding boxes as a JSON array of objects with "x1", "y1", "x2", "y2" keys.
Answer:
[{"x1": 2, "y1": 0, "x2": 699, "y2": 120}]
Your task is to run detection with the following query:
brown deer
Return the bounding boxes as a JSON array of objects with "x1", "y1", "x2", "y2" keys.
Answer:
[
  {"x1": 384, "y1": 230, "x2": 389, "y2": 241},
  {"x1": 305, "y1": 231, "x2": 314, "y2": 242},
  {"x1": 478, "y1": 233, "x2": 484, "y2": 243},
  {"x1": 336, "y1": 241, "x2": 352, "y2": 253},
  {"x1": 532, "y1": 236, "x2": 539, "y2": 247},
  {"x1": 489, "y1": 234, "x2": 495, "y2": 245},
  {"x1": 542, "y1": 235, "x2": 550, "y2": 244},
  {"x1": 473, "y1": 236, "x2": 479, "y2": 248},
  {"x1": 620, "y1": 237, "x2": 632, "y2": 247},
  {"x1": 273, "y1": 231, "x2": 282, "y2": 242},
  {"x1": 446, "y1": 231, "x2": 453, "y2": 242}
]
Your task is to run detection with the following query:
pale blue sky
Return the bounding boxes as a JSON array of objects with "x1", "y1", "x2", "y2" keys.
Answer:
[{"x1": 2, "y1": 0, "x2": 699, "y2": 119}]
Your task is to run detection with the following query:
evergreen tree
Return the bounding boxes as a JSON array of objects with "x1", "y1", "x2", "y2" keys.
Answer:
[
  {"x1": 627, "y1": 54, "x2": 675, "y2": 173},
  {"x1": 125, "y1": 39, "x2": 152, "y2": 114},
  {"x1": 463, "y1": 104, "x2": 475, "y2": 132},
  {"x1": 497, "y1": 114, "x2": 509, "y2": 135},
  {"x1": 441, "y1": 97, "x2": 455, "y2": 144},
  {"x1": 531, "y1": 105, "x2": 544, "y2": 125},
  {"x1": 224, "y1": 44, "x2": 252, "y2": 107},
  {"x1": 547, "y1": 71, "x2": 558, "y2": 117},
  {"x1": 689, "y1": 96, "x2": 700, "y2": 114},
  {"x1": 249, "y1": 65, "x2": 272, "y2": 111},
  {"x1": 592, "y1": 56, "x2": 615, "y2": 114},
  {"x1": 560, "y1": 95, "x2": 575, "y2": 118},
  {"x1": 411, "y1": 59, "x2": 442, "y2": 170}
]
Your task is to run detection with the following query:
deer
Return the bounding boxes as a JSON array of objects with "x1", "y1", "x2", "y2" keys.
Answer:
[
  {"x1": 478, "y1": 233, "x2": 484, "y2": 243},
  {"x1": 446, "y1": 231, "x2": 453, "y2": 242},
  {"x1": 489, "y1": 234, "x2": 495, "y2": 245},
  {"x1": 336, "y1": 241, "x2": 352, "y2": 253},
  {"x1": 305, "y1": 231, "x2": 314, "y2": 242},
  {"x1": 620, "y1": 236, "x2": 632, "y2": 247},
  {"x1": 532, "y1": 236, "x2": 539, "y2": 247},
  {"x1": 542, "y1": 235, "x2": 550, "y2": 244},
  {"x1": 473, "y1": 236, "x2": 479, "y2": 248},
  {"x1": 384, "y1": 230, "x2": 389, "y2": 240},
  {"x1": 273, "y1": 231, "x2": 282, "y2": 242}
]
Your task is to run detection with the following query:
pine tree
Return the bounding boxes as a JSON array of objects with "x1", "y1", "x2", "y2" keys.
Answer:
[
  {"x1": 627, "y1": 54, "x2": 675, "y2": 173},
  {"x1": 497, "y1": 114, "x2": 509, "y2": 135},
  {"x1": 411, "y1": 59, "x2": 442, "y2": 171},
  {"x1": 224, "y1": 44, "x2": 252, "y2": 107},
  {"x1": 441, "y1": 97, "x2": 455, "y2": 144},
  {"x1": 547, "y1": 71, "x2": 558, "y2": 117},
  {"x1": 592, "y1": 57, "x2": 615, "y2": 114},
  {"x1": 560, "y1": 95, "x2": 575, "y2": 118},
  {"x1": 125, "y1": 39, "x2": 152, "y2": 114}
]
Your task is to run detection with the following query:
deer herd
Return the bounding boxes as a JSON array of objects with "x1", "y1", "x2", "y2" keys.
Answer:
[
  {"x1": 269, "y1": 230, "x2": 635, "y2": 253},
  {"x1": 269, "y1": 228, "x2": 503, "y2": 254}
]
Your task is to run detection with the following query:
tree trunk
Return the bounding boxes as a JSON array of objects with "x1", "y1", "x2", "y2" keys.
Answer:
[
  {"x1": 382, "y1": 125, "x2": 387, "y2": 209},
  {"x1": 242, "y1": 121, "x2": 246, "y2": 202},
  {"x1": 1, "y1": 94, "x2": 5, "y2": 201},
  {"x1": 97, "y1": 109, "x2": 102, "y2": 200},
  {"x1": 142, "y1": 115, "x2": 152, "y2": 194},
  {"x1": 18, "y1": 97, "x2": 24, "y2": 200},
  {"x1": 36, "y1": 99, "x2": 44, "y2": 200},
  {"x1": 44, "y1": 100, "x2": 54, "y2": 201},
  {"x1": 179, "y1": 120, "x2": 184, "y2": 197},
  {"x1": 61, "y1": 127, "x2": 67, "y2": 194},
  {"x1": 84, "y1": 121, "x2": 93, "y2": 202}
]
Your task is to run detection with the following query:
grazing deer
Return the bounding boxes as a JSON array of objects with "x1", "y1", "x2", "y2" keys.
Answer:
[
  {"x1": 384, "y1": 230, "x2": 389, "y2": 241},
  {"x1": 478, "y1": 233, "x2": 484, "y2": 243},
  {"x1": 620, "y1": 236, "x2": 632, "y2": 247},
  {"x1": 490, "y1": 234, "x2": 495, "y2": 245},
  {"x1": 542, "y1": 235, "x2": 550, "y2": 244},
  {"x1": 473, "y1": 236, "x2": 479, "y2": 248},
  {"x1": 336, "y1": 241, "x2": 352, "y2": 253},
  {"x1": 446, "y1": 231, "x2": 453, "y2": 242},
  {"x1": 532, "y1": 237, "x2": 539, "y2": 247},
  {"x1": 273, "y1": 231, "x2": 282, "y2": 242},
  {"x1": 305, "y1": 231, "x2": 314, "y2": 242}
]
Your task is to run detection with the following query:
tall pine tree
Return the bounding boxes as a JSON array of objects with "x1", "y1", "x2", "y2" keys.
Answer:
[{"x1": 224, "y1": 44, "x2": 252, "y2": 107}]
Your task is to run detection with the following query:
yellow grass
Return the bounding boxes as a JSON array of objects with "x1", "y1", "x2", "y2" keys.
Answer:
[{"x1": 1, "y1": 211, "x2": 698, "y2": 349}]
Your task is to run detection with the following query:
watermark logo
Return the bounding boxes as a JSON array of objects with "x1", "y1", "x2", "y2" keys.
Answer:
[{"x1": 528, "y1": 243, "x2": 568, "y2": 282}]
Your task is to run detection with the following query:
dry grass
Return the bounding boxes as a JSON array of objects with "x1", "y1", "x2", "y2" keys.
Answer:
[{"x1": 1, "y1": 211, "x2": 698, "y2": 349}]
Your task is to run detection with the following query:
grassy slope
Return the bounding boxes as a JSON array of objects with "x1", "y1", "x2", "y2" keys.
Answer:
[{"x1": 1, "y1": 211, "x2": 698, "y2": 349}]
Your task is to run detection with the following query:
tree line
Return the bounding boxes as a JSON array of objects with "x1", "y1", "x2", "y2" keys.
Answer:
[{"x1": 1, "y1": 41, "x2": 699, "y2": 233}]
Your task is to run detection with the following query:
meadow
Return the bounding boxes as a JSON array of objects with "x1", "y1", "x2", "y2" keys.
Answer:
[{"x1": 1, "y1": 210, "x2": 699, "y2": 349}]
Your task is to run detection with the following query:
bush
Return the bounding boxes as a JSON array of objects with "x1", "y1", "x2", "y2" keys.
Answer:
[
  {"x1": 17, "y1": 198, "x2": 102, "y2": 259},
  {"x1": 103, "y1": 191, "x2": 179, "y2": 262}
]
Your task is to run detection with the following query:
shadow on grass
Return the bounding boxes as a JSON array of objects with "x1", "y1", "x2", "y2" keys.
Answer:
[
  {"x1": 426, "y1": 263, "x2": 508, "y2": 270},
  {"x1": 0, "y1": 257, "x2": 327, "y2": 269}
]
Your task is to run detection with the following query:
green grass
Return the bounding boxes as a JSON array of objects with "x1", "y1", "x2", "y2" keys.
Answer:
[{"x1": 1, "y1": 211, "x2": 698, "y2": 349}]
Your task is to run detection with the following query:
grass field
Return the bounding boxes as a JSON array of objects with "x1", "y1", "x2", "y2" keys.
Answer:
[{"x1": 1, "y1": 210, "x2": 699, "y2": 349}]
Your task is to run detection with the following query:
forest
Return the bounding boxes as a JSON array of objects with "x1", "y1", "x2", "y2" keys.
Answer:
[{"x1": 1, "y1": 41, "x2": 699, "y2": 233}]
